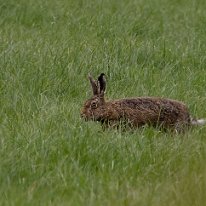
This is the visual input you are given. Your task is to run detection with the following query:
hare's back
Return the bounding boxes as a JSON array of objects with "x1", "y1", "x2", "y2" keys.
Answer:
[
  {"x1": 119, "y1": 97, "x2": 187, "y2": 110},
  {"x1": 118, "y1": 97, "x2": 190, "y2": 127}
]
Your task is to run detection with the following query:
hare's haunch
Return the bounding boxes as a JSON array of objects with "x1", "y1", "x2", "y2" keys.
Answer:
[{"x1": 81, "y1": 73, "x2": 205, "y2": 132}]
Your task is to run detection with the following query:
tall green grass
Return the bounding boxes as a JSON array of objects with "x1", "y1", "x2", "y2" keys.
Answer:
[{"x1": 0, "y1": 0, "x2": 206, "y2": 205}]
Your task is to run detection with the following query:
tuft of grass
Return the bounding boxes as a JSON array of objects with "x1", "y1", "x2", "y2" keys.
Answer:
[{"x1": 0, "y1": 0, "x2": 206, "y2": 205}]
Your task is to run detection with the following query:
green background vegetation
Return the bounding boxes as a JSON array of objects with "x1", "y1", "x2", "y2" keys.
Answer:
[{"x1": 0, "y1": 0, "x2": 206, "y2": 205}]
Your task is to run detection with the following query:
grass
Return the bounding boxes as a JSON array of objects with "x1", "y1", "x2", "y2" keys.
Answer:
[{"x1": 0, "y1": 0, "x2": 206, "y2": 205}]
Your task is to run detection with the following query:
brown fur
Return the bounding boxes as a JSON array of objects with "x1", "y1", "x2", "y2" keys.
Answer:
[{"x1": 81, "y1": 73, "x2": 203, "y2": 132}]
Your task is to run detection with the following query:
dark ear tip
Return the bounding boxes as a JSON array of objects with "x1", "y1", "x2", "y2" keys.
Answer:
[{"x1": 98, "y1": 73, "x2": 106, "y2": 80}]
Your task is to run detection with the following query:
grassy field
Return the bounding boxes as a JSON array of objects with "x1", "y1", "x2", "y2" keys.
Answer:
[{"x1": 1, "y1": 0, "x2": 206, "y2": 205}]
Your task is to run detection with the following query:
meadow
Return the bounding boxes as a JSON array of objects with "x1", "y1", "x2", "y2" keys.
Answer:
[{"x1": 0, "y1": 0, "x2": 206, "y2": 205}]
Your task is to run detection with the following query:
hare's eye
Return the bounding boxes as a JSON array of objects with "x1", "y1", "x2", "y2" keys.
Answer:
[{"x1": 91, "y1": 102, "x2": 97, "y2": 109}]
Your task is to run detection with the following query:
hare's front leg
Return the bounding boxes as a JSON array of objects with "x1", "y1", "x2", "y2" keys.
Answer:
[{"x1": 101, "y1": 120, "x2": 121, "y2": 131}]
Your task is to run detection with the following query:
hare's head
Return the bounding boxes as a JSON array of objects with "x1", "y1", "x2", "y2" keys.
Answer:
[{"x1": 81, "y1": 73, "x2": 106, "y2": 121}]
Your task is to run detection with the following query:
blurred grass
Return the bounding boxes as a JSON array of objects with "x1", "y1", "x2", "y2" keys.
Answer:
[{"x1": 0, "y1": 0, "x2": 206, "y2": 205}]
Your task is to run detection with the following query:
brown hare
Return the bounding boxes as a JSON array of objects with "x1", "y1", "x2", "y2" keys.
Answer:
[{"x1": 81, "y1": 73, "x2": 205, "y2": 132}]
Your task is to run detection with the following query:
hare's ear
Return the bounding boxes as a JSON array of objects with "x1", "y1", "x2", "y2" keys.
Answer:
[
  {"x1": 98, "y1": 73, "x2": 106, "y2": 95},
  {"x1": 88, "y1": 74, "x2": 99, "y2": 95}
]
